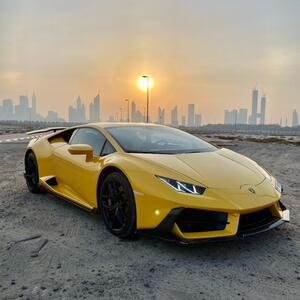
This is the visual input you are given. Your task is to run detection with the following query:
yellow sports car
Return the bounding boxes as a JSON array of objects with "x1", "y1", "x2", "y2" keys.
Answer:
[{"x1": 24, "y1": 123, "x2": 289, "y2": 243}]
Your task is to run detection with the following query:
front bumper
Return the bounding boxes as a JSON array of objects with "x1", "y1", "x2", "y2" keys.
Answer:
[{"x1": 141, "y1": 201, "x2": 290, "y2": 244}]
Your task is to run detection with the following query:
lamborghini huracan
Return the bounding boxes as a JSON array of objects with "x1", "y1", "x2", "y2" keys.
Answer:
[{"x1": 24, "y1": 123, "x2": 289, "y2": 243}]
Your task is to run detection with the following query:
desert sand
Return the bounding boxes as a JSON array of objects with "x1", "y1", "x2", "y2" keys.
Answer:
[{"x1": 0, "y1": 139, "x2": 299, "y2": 299}]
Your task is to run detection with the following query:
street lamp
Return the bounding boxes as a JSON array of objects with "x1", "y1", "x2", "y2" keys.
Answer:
[
  {"x1": 125, "y1": 99, "x2": 130, "y2": 122},
  {"x1": 142, "y1": 75, "x2": 150, "y2": 123}
]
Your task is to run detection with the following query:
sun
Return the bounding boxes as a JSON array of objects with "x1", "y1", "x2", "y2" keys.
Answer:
[{"x1": 137, "y1": 76, "x2": 154, "y2": 91}]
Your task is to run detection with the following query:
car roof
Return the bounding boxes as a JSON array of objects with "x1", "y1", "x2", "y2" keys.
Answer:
[{"x1": 89, "y1": 122, "x2": 166, "y2": 129}]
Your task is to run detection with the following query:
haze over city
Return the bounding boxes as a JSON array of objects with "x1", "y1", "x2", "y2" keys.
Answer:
[{"x1": 1, "y1": 0, "x2": 300, "y2": 124}]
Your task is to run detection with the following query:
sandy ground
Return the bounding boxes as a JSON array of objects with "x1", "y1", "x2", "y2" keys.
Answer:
[{"x1": 0, "y1": 141, "x2": 299, "y2": 300}]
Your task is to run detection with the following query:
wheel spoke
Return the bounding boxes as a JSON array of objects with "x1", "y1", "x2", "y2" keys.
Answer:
[
  {"x1": 102, "y1": 202, "x2": 117, "y2": 210},
  {"x1": 108, "y1": 182, "x2": 115, "y2": 198},
  {"x1": 114, "y1": 206, "x2": 125, "y2": 225}
]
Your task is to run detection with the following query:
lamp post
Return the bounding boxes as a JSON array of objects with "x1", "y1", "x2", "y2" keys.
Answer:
[
  {"x1": 142, "y1": 75, "x2": 150, "y2": 123},
  {"x1": 125, "y1": 99, "x2": 129, "y2": 122}
]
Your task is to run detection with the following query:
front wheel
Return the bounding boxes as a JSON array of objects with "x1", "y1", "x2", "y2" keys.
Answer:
[
  {"x1": 24, "y1": 152, "x2": 43, "y2": 193},
  {"x1": 100, "y1": 172, "x2": 136, "y2": 238}
]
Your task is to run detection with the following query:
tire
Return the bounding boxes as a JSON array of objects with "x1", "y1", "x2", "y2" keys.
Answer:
[
  {"x1": 99, "y1": 172, "x2": 136, "y2": 238},
  {"x1": 24, "y1": 152, "x2": 43, "y2": 193}
]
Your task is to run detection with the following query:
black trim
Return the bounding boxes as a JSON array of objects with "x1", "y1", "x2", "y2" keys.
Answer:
[
  {"x1": 176, "y1": 209, "x2": 228, "y2": 232},
  {"x1": 140, "y1": 207, "x2": 184, "y2": 241},
  {"x1": 45, "y1": 176, "x2": 58, "y2": 186},
  {"x1": 100, "y1": 139, "x2": 116, "y2": 156},
  {"x1": 154, "y1": 207, "x2": 184, "y2": 237},
  {"x1": 237, "y1": 217, "x2": 286, "y2": 238},
  {"x1": 140, "y1": 206, "x2": 289, "y2": 245}
]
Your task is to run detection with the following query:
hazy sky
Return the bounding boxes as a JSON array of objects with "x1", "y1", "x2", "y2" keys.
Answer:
[{"x1": 1, "y1": 0, "x2": 300, "y2": 123}]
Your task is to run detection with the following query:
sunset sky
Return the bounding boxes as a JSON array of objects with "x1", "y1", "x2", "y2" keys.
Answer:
[{"x1": 1, "y1": 0, "x2": 299, "y2": 124}]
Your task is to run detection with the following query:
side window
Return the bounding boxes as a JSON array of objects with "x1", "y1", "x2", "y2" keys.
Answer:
[
  {"x1": 70, "y1": 128, "x2": 106, "y2": 156},
  {"x1": 101, "y1": 140, "x2": 116, "y2": 156}
]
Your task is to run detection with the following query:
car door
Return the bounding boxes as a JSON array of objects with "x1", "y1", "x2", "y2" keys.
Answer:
[{"x1": 54, "y1": 127, "x2": 108, "y2": 208}]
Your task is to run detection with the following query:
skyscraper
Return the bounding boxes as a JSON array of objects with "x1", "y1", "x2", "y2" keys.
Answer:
[
  {"x1": 182, "y1": 115, "x2": 186, "y2": 126},
  {"x1": 131, "y1": 101, "x2": 136, "y2": 121},
  {"x1": 171, "y1": 106, "x2": 178, "y2": 127},
  {"x1": 68, "y1": 96, "x2": 86, "y2": 122},
  {"x1": 292, "y1": 109, "x2": 299, "y2": 127},
  {"x1": 250, "y1": 88, "x2": 258, "y2": 125},
  {"x1": 68, "y1": 105, "x2": 76, "y2": 122},
  {"x1": 131, "y1": 101, "x2": 143, "y2": 122},
  {"x1": 15, "y1": 95, "x2": 30, "y2": 121},
  {"x1": 94, "y1": 94, "x2": 100, "y2": 122},
  {"x1": 32, "y1": 92, "x2": 37, "y2": 116},
  {"x1": 224, "y1": 109, "x2": 237, "y2": 124},
  {"x1": 260, "y1": 95, "x2": 266, "y2": 125},
  {"x1": 195, "y1": 114, "x2": 202, "y2": 127},
  {"x1": 157, "y1": 107, "x2": 165, "y2": 124},
  {"x1": 187, "y1": 104, "x2": 195, "y2": 127},
  {"x1": 76, "y1": 96, "x2": 86, "y2": 122},
  {"x1": 237, "y1": 108, "x2": 248, "y2": 124},
  {"x1": 89, "y1": 94, "x2": 100, "y2": 122},
  {"x1": 2, "y1": 99, "x2": 13, "y2": 120}
]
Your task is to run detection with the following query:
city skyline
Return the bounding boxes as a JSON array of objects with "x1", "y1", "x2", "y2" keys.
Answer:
[
  {"x1": 1, "y1": 1, "x2": 300, "y2": 124},
  {"x1": 0, "y1": 88, "x2": 299, "y2": 127}
]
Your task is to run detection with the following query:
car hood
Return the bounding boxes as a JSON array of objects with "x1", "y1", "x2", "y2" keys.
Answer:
[{"x1": 131, "y1": 148, "x2": 266, "y2": 189}]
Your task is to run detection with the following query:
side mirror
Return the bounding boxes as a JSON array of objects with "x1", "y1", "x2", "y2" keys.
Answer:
[{"x1": 68, "y1": 144, "x2": 93, "y2": 161}]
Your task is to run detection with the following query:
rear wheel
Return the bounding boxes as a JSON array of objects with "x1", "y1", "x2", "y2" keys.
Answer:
[
  {"x1": 24, "y1": 152, "x2": 43, "y2": 193},
  {"x1": 100, "y1": 172, "x2": 136, "y2": 238}
]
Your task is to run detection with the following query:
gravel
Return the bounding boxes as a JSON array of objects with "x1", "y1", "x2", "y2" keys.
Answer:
[{"x1": 0, "y1": 141, "x2": 299, "y2": 299}]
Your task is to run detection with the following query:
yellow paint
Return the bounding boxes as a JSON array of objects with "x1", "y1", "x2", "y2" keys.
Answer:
[{"x1": 26, "y1": 123, "x2": 284, "y2": 241}]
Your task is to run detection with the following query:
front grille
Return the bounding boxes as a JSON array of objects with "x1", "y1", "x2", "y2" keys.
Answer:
[
  {"x1": 238, "y1": 208, "x2": 276, "y2": 233},
  {"x1": 176, "y1": 209, "x2": 228, "y2": 233}
]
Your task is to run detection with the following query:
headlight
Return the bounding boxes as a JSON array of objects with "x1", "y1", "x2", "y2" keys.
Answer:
[
  {"x1": 274, "y1": 179, "x2": 283, "y2": 194},
  {"x1": 156, "y1": 175, "x2": 206, "y2": 195}
]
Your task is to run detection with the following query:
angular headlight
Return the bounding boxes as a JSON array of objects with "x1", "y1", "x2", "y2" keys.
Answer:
[
  {"x1": 156, "y1": 175, "x2": 206, "y2": 195},
  {"x1": 274, "y1": 179, "x2": 283, "y2": 194}
]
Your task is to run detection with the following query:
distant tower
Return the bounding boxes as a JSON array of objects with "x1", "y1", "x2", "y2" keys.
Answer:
[
  {"x1": 187, "y1": 104, "x2": 195, "y2": 127},
  {"x1": 93, "y1": 93, "x2": 100, "y2": 122},
  {"x1": 2, "y1": 99, "x2": 14, "y2": 120},
  {"x1": 88, "y1": 93, "x2": 100, "y2": 122},
  {"x1": 131, "y1": 101, "x2": 137, "y2": 122},
  {"x1": 157, "y1": 107, "x2": 165, "y2": 124},
  {"x1": 76, "y1": 96, "x2": 81, "y2": 109},
  {"x1": 237, "y1": 108, "x2": 248, "y2": 124},
  {"x1": 32, "y1": 92, "x2": 37, "y2": 116},
  {"x1": 195, "y1": 114, "x2": 202, "y2": 127},
  {"x1": 260, "y1": 95, "x2": 266, "y2": 125},
  {"x1": 292, "y1": 109, "x2": 299, "y2": 127},
  {"x1": 89, "y1": 102, "x2": 93, "y2": 122},
  {"x1": 171, "y1": 106, "x2": 178, "y2": 127},
  {"x1": 224, "y1": 109, "x2": 237, "y2": 125},
  {"x1": 16, "y1": 95, "x2": 30, "y2": 121},
  {"x1": 182, "y1": 115, "x2": 186, "y2": 126},
  {"x1": 250, "y1": 88, "x2": 258, "y2": 125}
]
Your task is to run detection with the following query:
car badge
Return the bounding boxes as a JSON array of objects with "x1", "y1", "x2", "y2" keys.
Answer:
[{"x1": 248, "y1": 187, "x2": 256, "y2": 194}]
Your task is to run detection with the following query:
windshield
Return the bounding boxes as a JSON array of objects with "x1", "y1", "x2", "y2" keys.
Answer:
[{"x1": 106, "y1": 126, "x2": 216, "y2": 154}]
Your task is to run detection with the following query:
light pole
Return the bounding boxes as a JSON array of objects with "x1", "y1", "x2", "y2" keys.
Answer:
[
  {"x1": 125, "y1": 99, "x2": 129, "y2": 122},
  {"x1": 142, "y1": 75, "x2": 150, "y2": 123}
]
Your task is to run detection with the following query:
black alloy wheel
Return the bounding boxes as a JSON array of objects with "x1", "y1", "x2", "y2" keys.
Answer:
[
  {"x1": 100, "y1": 172, "x2": 136, "y2": 238},
  {"x1": 24, "y1": 152, "x2": 42, "y2": 193}
]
